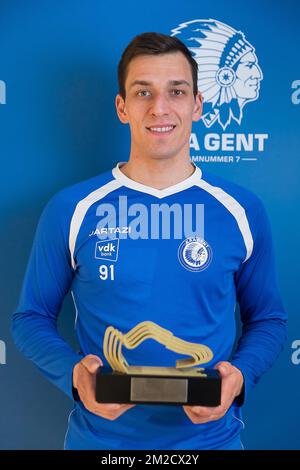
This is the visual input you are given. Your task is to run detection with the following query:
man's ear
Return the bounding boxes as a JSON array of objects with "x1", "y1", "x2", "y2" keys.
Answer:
[
  {"x1": 115, "y1": 94, "x2": 129, "y2": 124},
  {"x1": 192, "y1": 91, "x2": 203, "y2": 122}
]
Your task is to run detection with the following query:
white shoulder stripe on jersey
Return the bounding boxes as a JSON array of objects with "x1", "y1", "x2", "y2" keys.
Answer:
[
  {"x1": 69, "y1": 179, "x2": 122, "y2": 269},
  {"x1": 195, "y1": 180, "x2": 253, "y2": 262}
]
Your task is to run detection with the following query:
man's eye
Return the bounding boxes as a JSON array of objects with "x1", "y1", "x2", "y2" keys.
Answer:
[
  {"x1": 137, "y1": 90, "x2": 150, "y2": 97},
  {"x1": 136, "y1": 89, "x2": 184, "y2": 97}
]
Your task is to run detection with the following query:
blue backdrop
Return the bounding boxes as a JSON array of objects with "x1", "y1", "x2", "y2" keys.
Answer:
[{"x1": 0, "y1": 0, "x2": 299, "y2": 450}]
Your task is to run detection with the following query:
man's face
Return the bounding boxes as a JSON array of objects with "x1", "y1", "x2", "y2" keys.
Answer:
[{"x1": 116, "y1": 52, "x2": 202, "y2": 161}]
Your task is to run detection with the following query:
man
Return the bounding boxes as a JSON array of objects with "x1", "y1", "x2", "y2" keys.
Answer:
[{"x1": 12, "y1": 32, "x2": 287, "y2": 450}]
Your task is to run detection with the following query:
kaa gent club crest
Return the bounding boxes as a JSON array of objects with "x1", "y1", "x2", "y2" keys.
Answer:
[
  {"x1": 178, "y1": 237, "x2": 213, "y2": 272},
  {"x1": 171, "y1": 19, "x2": 263, "y2": 130}
]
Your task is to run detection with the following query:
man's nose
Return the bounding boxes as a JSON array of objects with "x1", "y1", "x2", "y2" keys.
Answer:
[
  {"x1": 150, "y1": 94, "x2": 170, "y2": 115},
  {"x1": 252, "y1": 64, "x2": 262, "y2": 80}
]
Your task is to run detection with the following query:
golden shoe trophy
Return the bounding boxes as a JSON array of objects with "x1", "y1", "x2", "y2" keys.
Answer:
[{"x1": 96, "y1": 321, "x2": 221, "y2": 406}]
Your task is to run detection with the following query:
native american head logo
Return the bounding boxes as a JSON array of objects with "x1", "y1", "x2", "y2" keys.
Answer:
[{"x1": 171, "y1": 19, "x2": 263, "y2": 130}]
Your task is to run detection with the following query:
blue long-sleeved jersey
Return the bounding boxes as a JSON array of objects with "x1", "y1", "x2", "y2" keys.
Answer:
[{"x1": 11, "y1": 162, "x2": 287, "y2": 450}]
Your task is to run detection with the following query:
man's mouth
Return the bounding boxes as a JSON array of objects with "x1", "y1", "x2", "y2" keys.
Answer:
[{"x1": 146, "y1": 125, "x2": 176, "y2": 135}]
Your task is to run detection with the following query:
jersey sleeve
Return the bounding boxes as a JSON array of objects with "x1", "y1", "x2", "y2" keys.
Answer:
[
  {"x1": 11, "y1": 192, "x2": 83, "y2": 400},
  {"x1": 231, "y1": 197, "x2": 287, "y2": 406}
]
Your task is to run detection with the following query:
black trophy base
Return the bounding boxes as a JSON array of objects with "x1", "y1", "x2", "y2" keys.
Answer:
[{"x1": 96, "y1": 366, "x2": 221, "y2": 406}]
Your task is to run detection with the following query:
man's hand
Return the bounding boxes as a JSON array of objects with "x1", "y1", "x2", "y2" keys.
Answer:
[
  {"x1": 73, "y1": 354, "x2": 135, "y2": 420},
  {"x1": 183, "y1": 361, "x2": 244, "y2": 424}
]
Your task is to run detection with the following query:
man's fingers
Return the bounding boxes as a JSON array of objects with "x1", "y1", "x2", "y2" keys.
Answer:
[
  {"x1": 88, "y1": 402, "x2": 136, "y2": 420},
  {"x1": 91, "y1": 402, "x2": 135, "y2": 412},
  {"x1": 183, "y1": 403, "x2": 228, "y2": 424},
  {"x1": 183, "y1": 406, "x2": 213, "y2": 424},
  {"x1": 78, "y1": 371, "x2": 97, "y2": 401},
  {"x1": 75, "y1": 354, "x2": 136, "y2": 420},
  {"x1": 183, "y1": 405, "x2": 227, "y2": 424},
  {"x1": 183, "y1": 405, "x2": 216, "y2": 418},
  {"x1": 183, "y1": 362, "x2": 245, "y2": 425},
  {"x1": 214, "y1": 361, "x2": 232, "y2": 377},
  {"x1": 87, "y1": 398, "x2": 135, "y2": 412},
  {"x1": 104, "y1": 404, "x2": 122, "y2": 410},
  {"x1": 81, "y1": 354, "x2": 103, "y2": 373},
  {"x1": 218, "y1": 374, "x2": 238, "y2": 411}
]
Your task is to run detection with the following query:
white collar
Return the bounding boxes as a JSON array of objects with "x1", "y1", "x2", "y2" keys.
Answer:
[{"x1": 112, "y1": 161, "x2": 202, "y2": 199}]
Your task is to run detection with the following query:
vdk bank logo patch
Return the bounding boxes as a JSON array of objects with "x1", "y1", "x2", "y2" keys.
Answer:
[
  {"x1": 95, "y1": 238, "x2": 119, "y2": 262},
  {"x1": 178, "y1": 237, "x2": 213, "y2": 272}
]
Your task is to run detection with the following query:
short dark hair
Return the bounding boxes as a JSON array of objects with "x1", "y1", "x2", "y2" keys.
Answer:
[{"x1": 118, "y1": 32, "x2": 198, "y2": 100}]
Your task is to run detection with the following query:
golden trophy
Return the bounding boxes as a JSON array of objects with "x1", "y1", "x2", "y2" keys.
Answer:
[{"x1": 96, "y1": 321, "x2": 221, "y2": 406}]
